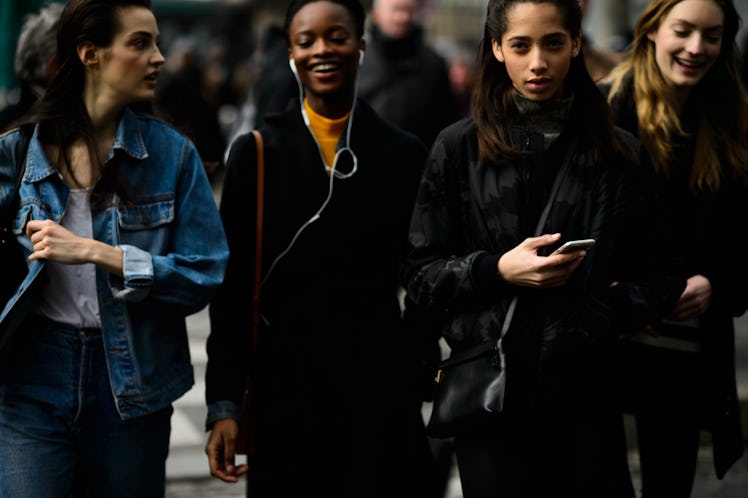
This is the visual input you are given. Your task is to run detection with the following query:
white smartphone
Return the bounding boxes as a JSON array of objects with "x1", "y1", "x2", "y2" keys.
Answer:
[{"x1": 551, "y1": 238, "x2": 596, "y2": 255}]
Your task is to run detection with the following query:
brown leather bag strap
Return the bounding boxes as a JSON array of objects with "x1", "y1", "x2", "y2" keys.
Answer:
[
  {"x1": 235, "y1": 130, "x2": 264, "y2": 458},
  {"x1": 250, "y1": 129, "x2": 264, "y2": 352}
]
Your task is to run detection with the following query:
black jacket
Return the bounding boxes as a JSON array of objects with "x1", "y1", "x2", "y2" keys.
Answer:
[
  {"x1": 605, "y1": 76, "x2": 748, "y2": 478},
  {"x1": 403, "y1": 117, "x2": 684, "y2": 401}
]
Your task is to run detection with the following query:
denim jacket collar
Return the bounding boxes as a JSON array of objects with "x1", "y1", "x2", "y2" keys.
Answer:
[
  {"x1": 110, "y1": 107, "x2": 148, "y2": 161},
  {"x1": 24, "y1": 127, "x2": 57, "y2": 184},
  {"x1": 25, "y1": 106, "x2": 149, "y2": 184}
]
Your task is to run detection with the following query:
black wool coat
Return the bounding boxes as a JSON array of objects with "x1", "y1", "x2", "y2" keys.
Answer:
[{"x1": 206, "y1": 99, "x2": 433, "y2": 497}]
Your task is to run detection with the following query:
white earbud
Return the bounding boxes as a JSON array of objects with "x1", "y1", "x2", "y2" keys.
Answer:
[
  {"x1": 289, "y1": 58, "x2": 297, "y2": 75},
  {"x1": 358, "y1": 49, "x2": 365, "y2": 65}
]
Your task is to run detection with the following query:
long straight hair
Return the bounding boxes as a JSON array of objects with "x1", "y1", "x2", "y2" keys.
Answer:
[
  {"x1": 17, "y1": 0, "x2": 154, "y2": 200},
  {"x1": 472, "y1": 0, "x2": 634, "y2": 167},
  {"x1": 606, "y1": 0, "x2": 748, "y2": 191}
]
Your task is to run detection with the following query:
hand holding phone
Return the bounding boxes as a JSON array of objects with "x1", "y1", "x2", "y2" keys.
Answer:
[{"x1": 551, "y1": 238, "x2": 596, "y2": 255}]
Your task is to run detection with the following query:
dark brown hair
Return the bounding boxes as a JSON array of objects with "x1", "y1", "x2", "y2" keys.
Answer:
[
  {"x1": 17, "y1": 0, "x2": 155, "y2": 201},
  {"x1": 472, "y1": 0, "x2": 634, "y2": 167}
]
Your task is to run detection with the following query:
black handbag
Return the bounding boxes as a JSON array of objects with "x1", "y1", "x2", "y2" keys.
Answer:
[
  {"x1": 0, "y1": 128, "x2": 31, "y2": 360},
  {"x1": 426, "y1": 135, "x2": 578, "y2": 438},
  {"x1": 427, "y1": 298, "x2": 517, "y2": 438}
]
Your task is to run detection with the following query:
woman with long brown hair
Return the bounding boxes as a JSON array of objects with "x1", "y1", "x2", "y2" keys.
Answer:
[
  {"x1": 0, "y1": 0, "x2": 228, "y2": 496},
  {"x1": 402, "y1": 0, "x2": 683, "y2": 496}
]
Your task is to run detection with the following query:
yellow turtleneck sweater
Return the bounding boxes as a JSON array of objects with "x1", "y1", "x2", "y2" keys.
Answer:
[{"x1": 304, "y1": 99, "x2": 350, "y2": 169}]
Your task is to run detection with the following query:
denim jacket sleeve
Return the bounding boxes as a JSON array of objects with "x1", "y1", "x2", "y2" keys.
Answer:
[
  {"x1": 109, "y1": 245, "x2": 153, "y2": 301},
  {"x1": 108, "y1": 130, "x2": 228, "y2": 315}
]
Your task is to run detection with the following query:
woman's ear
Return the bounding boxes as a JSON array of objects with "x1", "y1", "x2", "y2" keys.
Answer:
[
  {"x1": 491, "y1": 38, "x2": 504, "y2": 63},
  {"x1": 572, "y1": 35, "x2": 581, "y2": 57},
  {"x1": 77, "y1": 41, "x2": 99, "y2": 67}
]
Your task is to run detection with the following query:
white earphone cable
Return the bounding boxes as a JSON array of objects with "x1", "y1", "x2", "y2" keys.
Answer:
[{"x1": 262, "y1": 56, "x2": 360, "y2": 285}]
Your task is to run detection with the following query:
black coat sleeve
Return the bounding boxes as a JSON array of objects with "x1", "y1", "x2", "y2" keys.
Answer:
[
  {"x1": 608, "y1": 141, "x2": 687, "y2": 332},
  {"x1": 205, "y1": 133, "x2": 258, "y2": 409}
]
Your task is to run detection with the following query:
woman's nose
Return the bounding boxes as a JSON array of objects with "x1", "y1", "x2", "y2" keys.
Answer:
[
  {"x1": 685, "y1": 34, "x2": 704, "y2": 55},
  {"x1": 152, "y1": 46, "x2": 166, "y2": 65},
  {"x1": 529, "y1": 47, "x2": 548, "y2": 73}
]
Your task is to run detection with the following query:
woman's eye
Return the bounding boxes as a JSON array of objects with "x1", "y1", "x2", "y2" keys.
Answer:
[
  {"x1": 510, "y1": 42, "x2": 528, "y2": 50},
  {"x1": 674, "y1": 30, "x2": 689, "y2": 38}
]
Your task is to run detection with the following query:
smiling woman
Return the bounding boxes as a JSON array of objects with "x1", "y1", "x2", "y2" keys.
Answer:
[
  {"x1": 203, "y1": 1, "x2": 434, "y2": 497},
  {"x1": 602, "y1": 0, "x2": 748, "y2": 495}
]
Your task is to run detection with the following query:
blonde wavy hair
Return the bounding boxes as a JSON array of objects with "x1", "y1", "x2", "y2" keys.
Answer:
[{"x1": 606, "y1": 0, "x2": 748, "y2": 192}]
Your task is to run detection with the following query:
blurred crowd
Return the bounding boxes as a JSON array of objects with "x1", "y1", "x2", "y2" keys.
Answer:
[{"x1": 3, "y1": 0, "x2": 747, "y2": 188}]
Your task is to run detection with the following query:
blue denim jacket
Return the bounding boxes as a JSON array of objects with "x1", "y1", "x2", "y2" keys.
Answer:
[{"x1": 0, "y1": 108, "x2": 229, "y2": 419}]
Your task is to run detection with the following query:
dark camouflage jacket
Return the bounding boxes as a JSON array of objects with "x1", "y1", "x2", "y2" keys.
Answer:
[{"x1": 402, "y1": 118, "x2": 684, "y2": 395}]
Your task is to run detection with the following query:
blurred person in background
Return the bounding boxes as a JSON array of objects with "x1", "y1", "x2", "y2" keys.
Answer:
[
  {"x1": 434, "y1": 38, "x2": 478, "y2": 119},
  {"x1": 251, "y1": 24, "x2": 299, "y2": 127},
  {"x1": 447, "y1": 44, "x2": 477, "y2": 119},
  {"x1": 578, "y1": 0, "x2": 624, "y2": 82},
  {"x1": 154, "y1": 36, "x2": 227, "y2": 176},
  {"x1": 0, "y1": 2, "x2": 63, "y2": 132},
  {"x1": 358, "y1": 0, "x2": 459, "y2": 148}
]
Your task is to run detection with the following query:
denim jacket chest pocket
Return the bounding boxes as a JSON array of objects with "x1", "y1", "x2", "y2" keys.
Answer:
[
  {"x1": 116, "y1": 194, "x2": 174, "y2": 249},
  {"x1": 12, "y1": 199, "x2": 51, "y2": 236}
]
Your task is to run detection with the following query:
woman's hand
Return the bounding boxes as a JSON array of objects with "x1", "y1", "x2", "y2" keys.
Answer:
[
  {"x1": 668, "y1": 274, "x2": 711, "y2": 321},
  {"x1": 26, "y1": 219, "x2": 123, "y2": 276},
  {"x1": 497, "y1": 233, "x2": 587, "y2": 288},
  {"x1": 205, "y1": 418, "x2": 249, "y2": 482},
  {"x1": 27, "y1": 219, "x2": 94, "y2": 264}
]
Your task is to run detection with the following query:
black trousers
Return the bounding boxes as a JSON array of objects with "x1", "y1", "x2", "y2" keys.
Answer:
[
  {"x1": 453, "y1": 398, "x2": 635, "y2": 498},
  {"x1": 624, "y1": 342, "x2": 705, "y2": 498}
]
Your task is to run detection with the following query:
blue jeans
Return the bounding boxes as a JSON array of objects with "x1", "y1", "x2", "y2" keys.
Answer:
[{"x1": 0, "y1": 315, "x2": 173, "y2": 498}]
